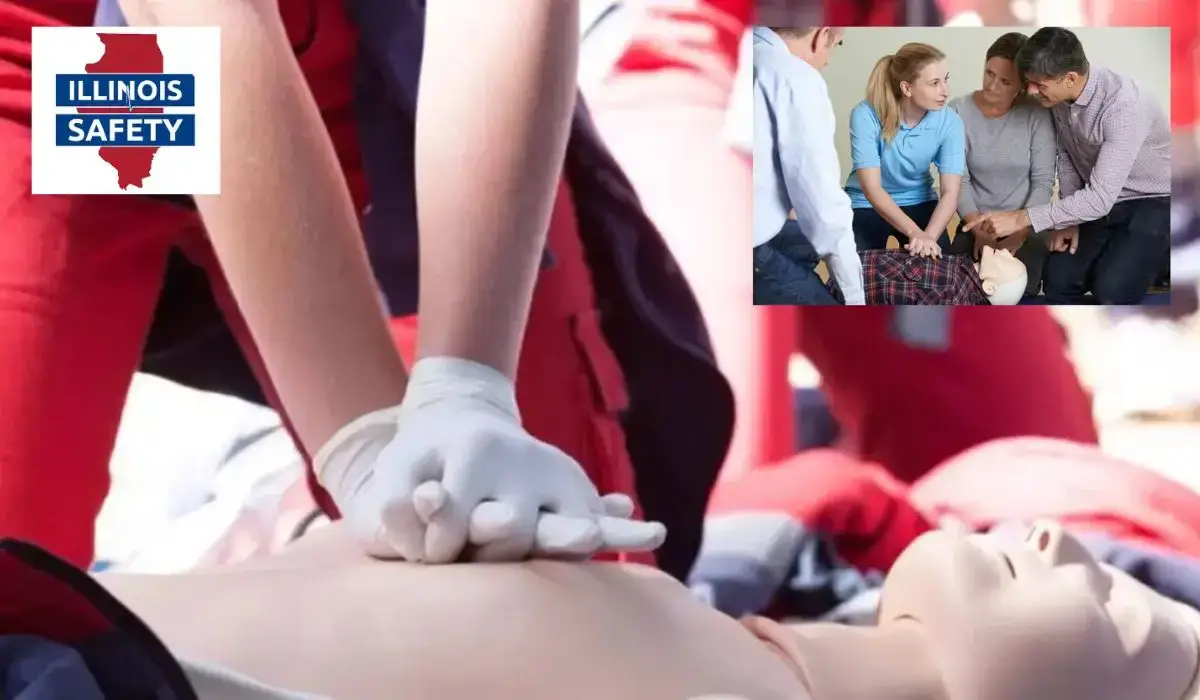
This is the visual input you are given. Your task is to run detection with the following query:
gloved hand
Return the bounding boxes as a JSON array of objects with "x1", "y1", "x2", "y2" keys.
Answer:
[{"x1": 314, "y1": 356, "x2": 667, "y2": 563}]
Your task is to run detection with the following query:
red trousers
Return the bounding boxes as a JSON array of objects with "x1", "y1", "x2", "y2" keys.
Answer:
[{"x1": 0, "y1": 123, "x2": 643, "y2": 570}]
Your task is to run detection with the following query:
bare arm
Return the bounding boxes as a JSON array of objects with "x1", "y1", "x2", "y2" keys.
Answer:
[
  {"x1": 925, "y1": 173, "x2": 961, "y2": 240},
  {"x1": 415, "y1": 3, "x2": 580, "y2": 378},
  {"x1": 119, "y1": 0, "x2": 407, "y2": 453},
  {"x1": 857, "y1": 168, "x2": 924, "y2": 238}
]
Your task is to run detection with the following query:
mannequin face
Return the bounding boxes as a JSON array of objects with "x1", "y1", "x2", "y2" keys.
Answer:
[
  {"x1": 976, "y1": 246, "x2": 1027, "y2": 304},
  {"x1": 902, "y1": 60, "x2": 950, "y2": 111},
  {"x1": 879, "y1": 521, "x2": 1199, "y2": 700}
]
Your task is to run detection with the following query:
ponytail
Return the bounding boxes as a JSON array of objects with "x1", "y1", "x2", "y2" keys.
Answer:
[{"x1": 866, "y1": 55, "x2": 901, "y2": 144}]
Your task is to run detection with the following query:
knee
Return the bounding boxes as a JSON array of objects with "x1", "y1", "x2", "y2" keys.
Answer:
[
  {"x1": 1039, "y1": 257, "x2": 1070, "y2": 294},
  {"x1": 1092, "y1": 276, "x2": 1145, "y2": 305}
]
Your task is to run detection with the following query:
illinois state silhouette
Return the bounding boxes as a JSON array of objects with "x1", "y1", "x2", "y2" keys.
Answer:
[{"x1": 78, "y1": 33, "x2": 165, "y2": 190}]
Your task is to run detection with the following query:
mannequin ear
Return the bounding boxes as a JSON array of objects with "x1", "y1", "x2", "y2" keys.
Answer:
[{"x1": 982, "y1": 280, "x2": 997, "y2": 295}]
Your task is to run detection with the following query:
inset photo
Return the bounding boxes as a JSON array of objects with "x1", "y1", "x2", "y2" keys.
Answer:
[{"x1": 753, "y1": 25, "x2": 1172, "y2": 306}]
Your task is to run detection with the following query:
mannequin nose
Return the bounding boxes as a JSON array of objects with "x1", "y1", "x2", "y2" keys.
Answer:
[{"x1": 1026, "y1": 519, "x2": 1091, "y2": 566}]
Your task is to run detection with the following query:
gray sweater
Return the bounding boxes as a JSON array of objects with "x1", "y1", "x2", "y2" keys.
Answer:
[{"x1": 949, "y1": 94, "x2": 1057, "y2": 216}]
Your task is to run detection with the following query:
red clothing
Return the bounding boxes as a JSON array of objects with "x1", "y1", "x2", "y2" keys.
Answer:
[
  {"x1": 709, "y1": 437, "x2": 1200, "y2": 574},
  {"x1": 795, "y1": 307, "x2": 1098, "y2": 483},
  {"x1": 613, "y1": 0, "x2": 749, "y2": 81},
  {"x1": 912, "y1": 437, "x2": 1200, "y2": 560},
  {"x1": 0, "y1": 0, "x2": 641, "y2": 568},
  {"x1": 825, "y1": 0, "x2": 902, "y2": 25},
  {"x1": 706, "y1": 449, "x2": 932, "y2": 573}
]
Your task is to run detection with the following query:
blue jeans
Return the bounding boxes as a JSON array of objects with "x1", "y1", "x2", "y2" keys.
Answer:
[{"x1": 753, "y1": 221, "x2": 840, "y2": 305}]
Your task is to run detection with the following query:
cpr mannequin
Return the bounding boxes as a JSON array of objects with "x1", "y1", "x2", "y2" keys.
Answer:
[
  {"x1": 93, "y1": 520, "x2": 1200, "y2": 700},
  {"x1": 93, "y1": 522, "x2": 809, "y2": 700},
  {"x1": 976, "y1": 245, "x2": 1027, "y2": 305},
  {"x1": 768, "y1": 519, "x2": 1200, "y2": 700}
]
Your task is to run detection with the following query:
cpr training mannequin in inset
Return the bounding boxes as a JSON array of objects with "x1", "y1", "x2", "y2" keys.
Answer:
[
  {"x1": 975, "y1": 244, "x2": 1027, "y2": 305},
  {"x1": 94, "y1": 520, "x2": 1200, "y2": 700}
]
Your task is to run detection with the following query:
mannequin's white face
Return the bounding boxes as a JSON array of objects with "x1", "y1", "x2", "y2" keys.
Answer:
[{"x1": 878, "y1": 522, "x2": 1189, "y2": 700}]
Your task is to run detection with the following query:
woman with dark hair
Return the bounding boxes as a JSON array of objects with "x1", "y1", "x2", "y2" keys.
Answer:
[{"x1": 947, "y1": 31, "x2": 1055, "y2": 296}]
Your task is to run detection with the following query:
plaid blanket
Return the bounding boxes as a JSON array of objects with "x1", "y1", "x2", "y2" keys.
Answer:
[{"x1": 851, "y1": 249, "x2": 991, "y2": 305}]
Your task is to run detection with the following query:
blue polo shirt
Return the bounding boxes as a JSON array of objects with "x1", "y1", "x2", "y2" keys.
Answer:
[{"x1": 844, "y1": 100, "x2": 965, "y2": 209}]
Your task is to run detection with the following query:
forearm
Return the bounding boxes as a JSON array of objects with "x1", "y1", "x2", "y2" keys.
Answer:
[
  {"x1": 415, "y1": 3, "x2": 580, "y2": 378},
  {"x1": 862, "y1": 187, "x2": 922, "y2": 237},
  {"x1": 123, "y1": 0, "x2": 408, "y2": 452},
  {"x1": 925, "y1": 190, "x2": 959, "y2": 239}
]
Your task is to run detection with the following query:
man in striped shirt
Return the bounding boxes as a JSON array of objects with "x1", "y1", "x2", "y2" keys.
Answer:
[{"x1": 965, "y1": 27, "x2": 1171, "y2": 304}]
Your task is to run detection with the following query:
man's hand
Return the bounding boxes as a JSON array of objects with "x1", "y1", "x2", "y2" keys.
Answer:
[
  {"x1": 964, "y1": 209, "x2": 1032, "y2": 241},
  {"x1": 1049, "y1": 226, "x2": 1080, "y2": 254},
  {"x1": 315, "y1": 357, "x2": 667, "y2": 563},
  {"x1": 995, "y1": 228, "x2": 1030, "y2": 254},
  {"x1": 962, "y1": 212, "x2": 994, "y2": 258},
  {"x1": 905, "y1": 236, "x2": 942, "y2": 259}
]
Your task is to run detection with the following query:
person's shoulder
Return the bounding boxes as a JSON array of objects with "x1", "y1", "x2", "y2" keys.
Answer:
[
  {"x1": 946, "y1": 94, "x2": 973, "y2": 117},
  {"x1": 937, "y1": 105, "x2": 965, "y2": 130},
  {"x1": 1013, "y1": 99, "x2": 1053, "y2": 125},
  {"x1": 850, "y1": 100, "x2": 879, "y2": 122}
]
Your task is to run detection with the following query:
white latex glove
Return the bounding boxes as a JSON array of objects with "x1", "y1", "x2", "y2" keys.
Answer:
[{"x1": 315, "y1": 356, "x2": 667, "y2": 563}]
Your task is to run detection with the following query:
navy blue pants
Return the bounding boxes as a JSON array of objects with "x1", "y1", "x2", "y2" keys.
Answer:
[{"x1": 1043, "y1": 197, "x2": 1171, "y2": 305}]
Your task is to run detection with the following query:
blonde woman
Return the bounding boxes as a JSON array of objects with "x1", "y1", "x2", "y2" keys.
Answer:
[{"x1": 845, "y1": 42, "x2": 964, "y2": 257}]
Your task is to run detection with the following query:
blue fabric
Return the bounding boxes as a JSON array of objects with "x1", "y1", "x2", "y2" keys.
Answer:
[
  {"x1": 1080, "y1": 536, "x2": 1200, "y2": 611},
  {"x1": 793, "y1": 387, "x2": 839, "y2": 451},
  {"x1": 689, "y1": 529, "x2": 881, "y2": 620},
  {"x1": 0, "y1": 636, "x2": 103, "y2": 700},
  {"x1": 845, "y1": 100, "x2": 965, "y2": 208},
  {"x1": 753, "y1": 221, "x2": 841, "y2": 305}
]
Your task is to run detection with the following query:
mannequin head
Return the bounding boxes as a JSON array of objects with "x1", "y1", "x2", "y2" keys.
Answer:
[
  {"x1": 976, "y1": 246, "x2": 1026, "y2": 304},
  {"x1": 878, "y1": 520, "x2": 1200, "y2": 700}
]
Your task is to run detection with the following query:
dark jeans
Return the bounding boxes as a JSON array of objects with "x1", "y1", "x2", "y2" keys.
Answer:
[
  {"x1": 1042, "y1": 197, "x2": 1172, "y2": 305},
  {"x1": 852, "y1": 200, "x2": 951, "y2": 253},
  {"x1": 753, "y1": 220, "x2": 840, "y2": 305},
  {"x1": 949, "y1": 221, "x2": 1050, "y2": 297}
]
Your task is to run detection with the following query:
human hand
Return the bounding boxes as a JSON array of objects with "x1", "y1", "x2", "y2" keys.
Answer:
[
  {"x1": 315, "y1": 357, "x2": 667, "y2": 563},
  {"x1": 967, "y1": 210, "x2": 1031, "y2": 241},
  {"x1": 963, "y1": 212, "x2": 994, "y2": 259},
  {"x1": 1049, "y1": 226, "x2": 1080, "y2": 254},
  {"x1": 905, "y1": 236, "x2": 942, "y2": 259},
  {"x1": 994, "y1": 228, "x2": 1029, "y2": 254}
]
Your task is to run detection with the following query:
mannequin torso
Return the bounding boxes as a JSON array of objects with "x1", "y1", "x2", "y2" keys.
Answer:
[{"x1": 95, "y1": 527, "x2": 807, "y2": 700}]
